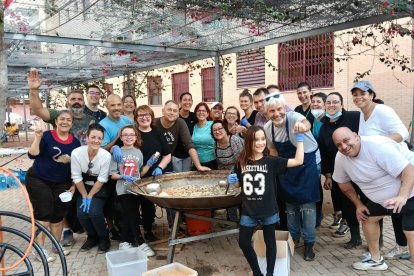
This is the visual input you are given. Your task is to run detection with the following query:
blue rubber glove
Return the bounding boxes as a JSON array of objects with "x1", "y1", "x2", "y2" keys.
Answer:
[
  {"x1": 295, "y1": 133, "x2": 304, "y2": 142},
  {"x1": 240, "y1": 118, "x2": 249, "y2": 127},
  {"x1": 84, "y1": 198, "x2": 92, "y2": 213},
  {"x1": 112, "y1": 146, "x2": 123, "y2": 163},
  {"x1": 120, "y1": 174, "x2": 136, "y2": 183},
  {"x1": 146, "y1": 153, "x2": 160, "y2": 167},
  {"x1": 227, "y1": 173, "x2": 238, "y2": 185},
  {"x1": 152, "y1": 167, "x2": 163, "y2": 176},
  {"x1": 79, "y1": 197, "x2": 87, "y2": 212},
  {"x1": 80, "y1": 197, "x2": 92, "y2": 213}
]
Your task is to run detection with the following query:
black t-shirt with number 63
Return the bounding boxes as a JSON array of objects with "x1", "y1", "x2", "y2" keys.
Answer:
[{"x1": 234, "y1": 156, "x2": 288, "y2": 219}]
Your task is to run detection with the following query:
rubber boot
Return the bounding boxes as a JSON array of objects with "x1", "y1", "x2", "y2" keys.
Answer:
[
  {"x1": 304, "y1": 244, "x2": 315, "y2": 261},
  {"x1": 344, "y1": 224, "x2": 362, "y2": 249}
]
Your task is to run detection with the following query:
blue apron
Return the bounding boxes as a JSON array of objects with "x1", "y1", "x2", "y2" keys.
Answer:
[{"x1": 271, "y1": 120, "x2": 320, "y2": 204}]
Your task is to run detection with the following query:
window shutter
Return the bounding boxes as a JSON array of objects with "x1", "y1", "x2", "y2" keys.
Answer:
[
  {"x1": 278, "y1": 33, "x2": 334, "y2": 91},
  {"x1": 236, "y1": 48, "x2": 265, "y2": 88},
  {"x1": 172, "y1": 72, "x2": 189, "y2": 103}
]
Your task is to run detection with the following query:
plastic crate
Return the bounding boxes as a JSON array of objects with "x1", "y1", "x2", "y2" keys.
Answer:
[
  {"x1": 106, "y1": 248, "x2": 148, "y2": 276},
  {"x1": 143, "y1": 262, "x2": 197, "y2": 276}
]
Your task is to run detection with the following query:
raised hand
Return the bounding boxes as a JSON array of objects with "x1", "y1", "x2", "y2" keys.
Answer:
[
  {"x1": 27, "y1": 68, "x2": 43, "y2": 90},
  {"x1": 33, "y1": 120, "x2": 45, "y2": 138}
]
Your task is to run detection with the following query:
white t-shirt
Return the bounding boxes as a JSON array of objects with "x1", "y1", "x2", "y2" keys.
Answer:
[
  {"x1": 264, "y1": 111, "x2": 320, "y2": 163},
  {"x1": 359, "y1": 104, "x2": 409, "y2": 147},
  {"x1": 333, "y1": 136, "x2": 414, "y2": 207},
  {"x1": 71, "y1": 145, "x2": 111, "y2": 185}
]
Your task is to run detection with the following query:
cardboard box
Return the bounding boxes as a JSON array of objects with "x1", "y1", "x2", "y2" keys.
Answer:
[
  {"x1": 142, "y1": 262, "x2": 197, "y2": 276},
  {"x1": 252, "y1": 230, "x2": 294, "y2": 276}
]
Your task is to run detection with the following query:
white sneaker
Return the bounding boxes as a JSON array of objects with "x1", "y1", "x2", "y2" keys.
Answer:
[
  {"x1": 384, "y1": 245, "x2": 410, "y2": 260},
  {"x1": 119, "y1": 242, "x2": 133, "y2": 250},
  {"x1": 137, "y1": 243, "x2": 155, "y2": 257},
  {"x1": 52, "y1": 243, "x2": 70, "y2": 256},
  {"x1": 33, "y1": 247, "x2": 56, "y2": 263},
  {"x1": 352, "y1": 256, "x2": 388, "y2": 271}
]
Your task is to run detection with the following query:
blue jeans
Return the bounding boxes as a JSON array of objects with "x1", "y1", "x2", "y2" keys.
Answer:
[
  {"x1": 240, "y1": 213, "x2": 280, "y2": 227},
  {"x1": 76, "y1": 191, "x2": 109, "y2": 241},
  {"x1": 285, "y1": 202, "x2": 316, "y2": 245}
]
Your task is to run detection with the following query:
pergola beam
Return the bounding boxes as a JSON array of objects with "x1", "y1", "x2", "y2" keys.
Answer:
[{"x1": 4, "y1": 32, "x2": 217, "y2": 56}]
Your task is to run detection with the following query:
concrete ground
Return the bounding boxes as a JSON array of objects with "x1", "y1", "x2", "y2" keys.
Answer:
[{"x1": 1, "y1": 133, "x2": 414, "y2": 275}]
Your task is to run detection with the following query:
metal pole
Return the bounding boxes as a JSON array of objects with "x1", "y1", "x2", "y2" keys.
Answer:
[
  {"x1": 411, "y1": 85, "x2": 414, "y2": 145},
  {"x1": 46, "y1": 90, "x2": 50, "y2": 130},
  {"x1": 214, "y1": 52, "x2": 221, "y2": 102},
  {"x1": 6, "y1": 98, "x2": 10, "y2": 123},
  {"x1": 22, "y1": 95, "x2": 28, "y2": 141}
]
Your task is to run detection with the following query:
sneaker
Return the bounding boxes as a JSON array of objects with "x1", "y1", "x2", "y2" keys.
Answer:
[
  {"x1": 333, "y1": 223, "x2": 350, "y2": 237},
  {"x1": 137, "y1": 243, "x2": 155, "y2": 257},
  {"x1": 60, "y1": 229, "x2": 74, "y2": 247},
  {"x1": 361, "y1": 252, "x2": 371, "y2": 261},
  {"x1": 98, "y1": 239, "x2": 111, "y2": 254},
  {"x1": 144, "y1": 231, "x2": 158, "y2": 242},
  {"x1": 33, "y1": 247, "x2": 56, "y2": 263},
  {"x1": 52, "y1": 243, "x2": 70, "y2": 256},
  {"x1": 384, "y1": 245, "x2": 410, "y2": 260},
  {"x1": 330, "y1": 214, "x2": 342, "y2": 229},
  {"x1": 80, "y1": 238, "x2": 99, "y2": 252},
  {"x1": 352, "y1": 256, "x2": 388, "y2": 271},
  {"x1": 119, "y1": 242, "x2": 133, "y2": 250}
]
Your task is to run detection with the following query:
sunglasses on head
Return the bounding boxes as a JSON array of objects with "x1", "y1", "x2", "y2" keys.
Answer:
[{"x1": 265, "y1": 93, "x2": 281, "y2": 102}]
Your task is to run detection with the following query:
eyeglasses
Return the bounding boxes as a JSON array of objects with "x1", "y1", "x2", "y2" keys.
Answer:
[
  {"x1": 265, "y1": 93, "x2": 281, "y2": 102},
  {"x1": 137, "y1": 113, "x2": 151, "y2": 119},
  {"x1": 212, "y1": 127, "x2": 224, "y2": 133},
  {"x1": 226, "y1": 112, "x2": 237, "y2": 116},
  {"x1": 196, "y1": 110, "x2": 207, "y2": 113},
  {"x1": 325, "y1": 100, "x2": 341, "y2": 105},
  {"x1": 88, "y1": 91, "x2": 101, "y2": 96},
  {"x1": 86, "y1": 161, "x2": 93, "y2": 175},
  {"x1": 121, "y1": 134, "x2": 136, "y2": 137}
]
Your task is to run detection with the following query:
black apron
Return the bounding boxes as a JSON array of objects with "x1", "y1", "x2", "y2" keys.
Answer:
[{"x1": 271, "y1": 119, "x2": 320, "y2": 204}]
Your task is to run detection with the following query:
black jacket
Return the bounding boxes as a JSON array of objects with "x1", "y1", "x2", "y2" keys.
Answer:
[{"x1": 318, "y1": 110, "x2": 360, "y2": 175}]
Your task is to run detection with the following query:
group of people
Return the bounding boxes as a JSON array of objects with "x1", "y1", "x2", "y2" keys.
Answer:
[{"x1": 23, "y1": 68, "x2": 413, "y2": 274}]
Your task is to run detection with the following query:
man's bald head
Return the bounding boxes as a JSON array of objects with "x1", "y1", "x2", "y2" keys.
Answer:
[
  {"x1": 106, "y1": 94, "x2": 123, "y2": 120},
  {"x1": 332, "y1": 127, "x2": 361, "y2": 157}
]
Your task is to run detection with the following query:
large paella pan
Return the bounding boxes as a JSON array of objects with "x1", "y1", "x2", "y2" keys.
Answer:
[{"x1": 128, "y1": 170, "x2": 241, "y2": 210}]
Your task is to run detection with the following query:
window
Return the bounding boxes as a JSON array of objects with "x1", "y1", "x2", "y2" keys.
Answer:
[
  {"x1": 147, "y1": 76, "x2": 163, "y2": 105},
  {"x1": 201, "y1": 67, "x2": 221, "y2": 102},
  {"x1": 122, "y1": 80, "x2": 135, "y2": 97},
  {"x1": 278, "y1": 33, "x2": 334, "y2": 91},
  {"x1": 236, "y1": 48, "x2": 265, "y2": 88},
  {"x1": 172, "y1": 72, "x2": 189, "y2": 103},
  {"x1": 104, "y1": 83, "x2": 113, "y2": 95}
]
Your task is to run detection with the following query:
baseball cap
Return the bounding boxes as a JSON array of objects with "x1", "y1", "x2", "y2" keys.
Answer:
[
  {"x1": 211, "y1": 102, "x2": 223, "y2": 109},
  {"x1": 351, "y1": 81, "x2": 374, "y2": 93}
]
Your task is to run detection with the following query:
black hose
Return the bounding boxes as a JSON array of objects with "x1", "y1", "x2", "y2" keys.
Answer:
[
  {"x1": 0, "y1": 211, "x2": 68, "y2": 275},
  {"x1": 0, "y1": 243, "x2": 34, "y2": 276},
  {"x1": 0, "y1": 227, "x2": 49, "y2": 275}
]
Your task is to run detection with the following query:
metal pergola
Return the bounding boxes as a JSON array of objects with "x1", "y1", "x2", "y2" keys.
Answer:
[{"x1": 4, "y1": 0, "x2": 412, "y2": 99}]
